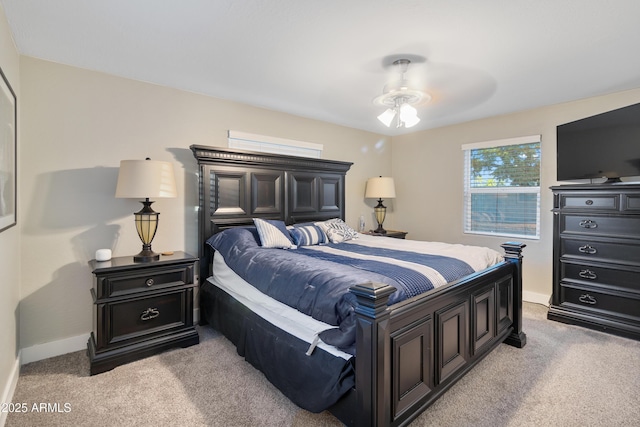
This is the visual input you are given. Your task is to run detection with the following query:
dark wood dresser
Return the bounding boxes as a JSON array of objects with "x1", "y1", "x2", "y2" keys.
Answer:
[
  {"x1": 549, "y1": 184, "x2": 640, "y2": 340},
  {"x1": 87, "y1": 251, "x2": 200, "y2": 375}
]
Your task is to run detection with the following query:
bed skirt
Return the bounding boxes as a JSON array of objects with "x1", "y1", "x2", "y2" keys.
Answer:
[{"x1": 200, "y1": 280, "x2": 356, "y2": 413}]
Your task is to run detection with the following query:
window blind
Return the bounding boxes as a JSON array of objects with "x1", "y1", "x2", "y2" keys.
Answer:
[{"x1": 462, "y1": 136, "x2": 541, "y2": 239}]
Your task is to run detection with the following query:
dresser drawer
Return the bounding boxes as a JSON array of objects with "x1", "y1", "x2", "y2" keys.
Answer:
[
  {"x1": 558, "y1": 194, "x2": 619, "y2": 211},
  {"x1": 561, "y1": 261, "x2": 640, "y2": 294},
  {"x1": 95, "y1": 264, "x2": 194, "y2": 299},
  {"x1": 560, "y1": 284, "x2": 640, "y2": 321},
  {"x1": 561, "y1": 238, "x2": 640, "y2": 266},
  {"x1": 95, "y1": 290, "x2": 190, "y2": 350},
  {"x1": 623, "y1": 193, "x2": 640, "y2": 211},
  {"x1": 560, "y1": 214, "x2": 640, "y2": 239}
]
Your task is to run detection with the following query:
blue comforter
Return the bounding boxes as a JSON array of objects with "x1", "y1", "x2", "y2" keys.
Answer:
[{"x1": 206, "y1": 227, "x2": 475, "y2": 354}]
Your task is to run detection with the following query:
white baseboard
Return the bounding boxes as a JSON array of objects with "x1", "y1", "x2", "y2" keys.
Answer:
[
  {"x1": 523, "y1": 290, "x2": 550, "y2": 307},
  {"x1": 0, "y1": 356, "x2": 20, "y2": 427},
  {"x1": 20, "y1": 333, "x2": 89, "y2": 366}
]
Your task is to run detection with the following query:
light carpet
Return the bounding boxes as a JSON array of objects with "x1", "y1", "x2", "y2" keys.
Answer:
[{"x1": 6, "y1": 303, "x2": 640, "y2": 426}]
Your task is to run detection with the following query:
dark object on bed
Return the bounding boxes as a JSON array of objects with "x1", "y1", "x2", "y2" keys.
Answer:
[{"x1": 191, "y1": 145, "x2": 526, "y2": 427}]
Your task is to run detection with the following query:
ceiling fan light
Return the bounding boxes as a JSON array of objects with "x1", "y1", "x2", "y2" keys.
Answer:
[
  {"x1": 399, "y1": 103, "x2": 417, "y2": 119},
  {"x1": 377, "y1": 108, "x2": 396, "y2": 127},
  {"x1": 402, "y1": 114, "x2": 421, "y2": 128}
]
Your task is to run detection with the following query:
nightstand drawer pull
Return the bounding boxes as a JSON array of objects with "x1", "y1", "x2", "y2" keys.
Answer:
[
  {"x1": 140, "y1": 308, "x2": 160, "y2": 321},
  {"x1": 578, "y1": 245, "x2": 597, "y2": 254},
  {"x1": 579, "y1": 219, "x2": 597, "y2": 229},
  {"x1": 578, "y1": 294, "x2": 597, "y2": 305},
  {"x1": 578, "y1": 269, "x2": 597, "y2": 280},
  {"x1": 145, "y1": 278, "x2": 154, "y2": 287}
]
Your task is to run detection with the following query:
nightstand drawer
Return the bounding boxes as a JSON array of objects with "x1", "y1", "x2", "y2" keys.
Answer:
[
  {"x1": 95, "y1": 264, "x2": 194, "y2": 299},
  {"x1": 96, "y1": 290, "x2": 190, "y2": 350}
]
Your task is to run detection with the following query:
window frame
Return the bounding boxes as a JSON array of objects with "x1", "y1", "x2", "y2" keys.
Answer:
[{"x1": 462, "y1": 135, "x2": 541, "y2": 240}]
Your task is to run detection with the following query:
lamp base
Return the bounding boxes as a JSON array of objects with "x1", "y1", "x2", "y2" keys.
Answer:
[
  {"x1": 373, "y1": 198, "x2": 387, "y2": 235},
  {"x1": 133, "y1": 249, "x2": 160, "y2": 263},
  {"x1": 133, "y1": 199, "x2": 160, "y2": 262},
  {"x1": 373, "y1": 225, "x2": 387, "y2": 234}
]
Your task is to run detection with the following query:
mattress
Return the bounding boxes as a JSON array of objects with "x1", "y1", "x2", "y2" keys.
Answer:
[{"x1": 209, "y1": 253, "x2": 352, "y2": 360}]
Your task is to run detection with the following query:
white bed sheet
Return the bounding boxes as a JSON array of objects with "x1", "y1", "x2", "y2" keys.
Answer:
[
  {"x1": 300, "y1": 233, "x2": 504, "y2": 290},
  {"x1": 349, "y1": 233, "x2": 504, "y2": 271},
  {"x1": 209, "y1": 252, "x2": 353, "y2": 360}
]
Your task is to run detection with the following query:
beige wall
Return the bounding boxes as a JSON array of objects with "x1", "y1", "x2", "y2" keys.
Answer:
[
  {"x1": 0, "y1": 2, "x2": 21, "y2": 416},
  {"x1": 392, "y1": 88, "x2": 640, "y2": 301},
  {"x1": 12, "y1": 36, "x2": 640, "y2": 362},
  {"x1": 18, "y1": 56, "x2": 391, "y2": 350}
]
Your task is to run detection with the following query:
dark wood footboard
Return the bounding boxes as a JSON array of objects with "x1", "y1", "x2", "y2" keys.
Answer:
[{"x1": 343, "y1": 243, "x2": 526, "y2": 427}]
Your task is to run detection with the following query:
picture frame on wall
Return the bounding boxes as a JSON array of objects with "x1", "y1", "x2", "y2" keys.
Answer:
[{"x1": 0, "y1": 66, "x2": 16, "y2": 233}]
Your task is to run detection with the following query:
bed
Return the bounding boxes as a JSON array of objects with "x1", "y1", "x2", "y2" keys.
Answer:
[{"x1": 191, "y1": 145, "x2": 526, "y2": 427}]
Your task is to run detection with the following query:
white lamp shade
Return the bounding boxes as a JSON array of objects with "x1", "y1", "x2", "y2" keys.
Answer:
[
  {"x1": 400, "y1": 103, "x2": 420, "y2": 128},
  {"x1": 377, "y1": 108, "x2": 396, "y2": 127},
  {"x1": 402, "y1": 113, "x2": 421, "y2": 128},
  {"x1": 115, "y1": 159, "x2": 177, "y2": 199},
  {"x1": 365, "y1": 177, "x2": 396, "y2": 199}
]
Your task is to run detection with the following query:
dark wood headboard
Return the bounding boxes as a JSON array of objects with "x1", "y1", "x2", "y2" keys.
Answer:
[{"x1": 190, "y1": 145, "x2": 353, "y2": 279}]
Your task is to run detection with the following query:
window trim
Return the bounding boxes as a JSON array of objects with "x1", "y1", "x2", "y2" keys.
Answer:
[{"x1": 462, "y1": 135, "x2": 541, "y2": 240}]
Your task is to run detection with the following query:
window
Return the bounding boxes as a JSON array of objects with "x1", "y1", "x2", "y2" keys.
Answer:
[
  {"x1": 462, "y1": 135, "x2": 541, "y2": 239},
  {"x1": 228, "y1": 131, "x2": 323, "y2": 158}
]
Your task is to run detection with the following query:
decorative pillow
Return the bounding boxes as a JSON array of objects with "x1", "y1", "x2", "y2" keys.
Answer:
[
  {"x1": 253, "y1": 218, "x2": 296, "y2": 249},
  {"x1": 316, "y1": 218, "x2": 358, "y2": 243},
  {"x1": 289, "y1": 224, "x2": 327, "y2": 246},
  {"x1": 314, "y1": 218, "x2": 338, "y2": 235}
]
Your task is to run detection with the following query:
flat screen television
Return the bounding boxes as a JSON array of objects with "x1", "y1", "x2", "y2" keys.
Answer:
[{"x1": 556, "y1": 102, "x2": 640, "y2": 183}]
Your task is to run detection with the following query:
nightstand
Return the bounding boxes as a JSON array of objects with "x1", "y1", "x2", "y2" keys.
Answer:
[
  {"x1": 87, "y1": 251, "x2": 200, "y2": 375},
  {"x1": 364, "y1": 230, "x2": 408, "y2": 239}
]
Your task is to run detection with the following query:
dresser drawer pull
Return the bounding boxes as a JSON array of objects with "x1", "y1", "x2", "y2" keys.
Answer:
[
  {"x1": 578, "y1": 269, "x2": 597, "y2": 280},
  {"x1": 578, "y1": 294, "x2": 597, "y2": 305},
  {"x1": 145, "y1": 278, "x2": 154, "y2": 287},
  {"x1": 578, "y1": 245, "x2": 597, "y2": 254},
  {"x1": 140, "y1": 308, "x2": 160, "y2": 321},
  {"x1": 578, "y1": 219, "x2": 597, "y2": 229}
]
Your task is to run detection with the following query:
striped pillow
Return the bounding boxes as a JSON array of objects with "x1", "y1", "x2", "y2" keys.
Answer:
[
  {"x1": 253, "y1": 218, "x2": 296, "y2": 249},
  {"x1": 289, "y1": 225, "x2": 327, "y2": 246}
]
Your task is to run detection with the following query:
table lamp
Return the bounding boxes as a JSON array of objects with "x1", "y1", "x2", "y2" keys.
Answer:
[
  {"x1": 115, "y1": 158, "x2": 177, "y2": 262},
  {"x1": 365, "y1": 176, "x2": 396, "y2": 234}
]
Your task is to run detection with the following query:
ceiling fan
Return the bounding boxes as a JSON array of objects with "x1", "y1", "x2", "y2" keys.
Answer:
[{"x1": 373, "y1": 59, "x2": 431, "y2": 128}]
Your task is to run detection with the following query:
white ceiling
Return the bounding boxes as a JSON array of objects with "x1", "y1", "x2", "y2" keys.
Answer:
[{"x1": 3, "y1": 0, "x2": 640, "y2": 136}]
